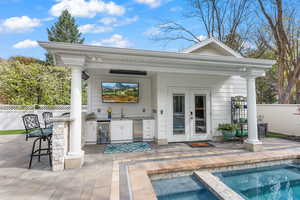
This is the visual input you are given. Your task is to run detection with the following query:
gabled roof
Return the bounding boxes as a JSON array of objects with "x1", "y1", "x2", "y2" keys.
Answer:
[{"x1": 181, "y1": 37, "x2": 243, "y2": 58}]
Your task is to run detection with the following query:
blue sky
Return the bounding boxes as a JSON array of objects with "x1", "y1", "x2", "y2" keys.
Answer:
[{"x1": 0, "y1": 0, "x2": 199, "y2": 60}]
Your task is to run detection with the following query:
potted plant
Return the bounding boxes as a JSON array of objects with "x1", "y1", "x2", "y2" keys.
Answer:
[
  {"x1": 218, "y1": 124, "x2": 239, "y2": 139},
  {"x1": 239, "y1": 118, "x2": 247, "y2": 123},
  {"x1": 234, "y1": 103, "x2": 242, "y2": 109}
]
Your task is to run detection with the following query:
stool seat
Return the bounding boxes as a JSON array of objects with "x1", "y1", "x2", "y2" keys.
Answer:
[{"x1": 27, "y1": 128, "x2": 52, "y2": 137}]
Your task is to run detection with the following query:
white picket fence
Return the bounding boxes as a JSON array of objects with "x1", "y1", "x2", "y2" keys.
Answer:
[{"x1": 0, "y1": 105, "x2": 87, "y2": 131}]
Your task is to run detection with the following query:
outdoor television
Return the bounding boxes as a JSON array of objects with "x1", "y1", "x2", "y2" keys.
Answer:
[{"x1": 101, "y1": 82, "x2": 139, "y2": 103}]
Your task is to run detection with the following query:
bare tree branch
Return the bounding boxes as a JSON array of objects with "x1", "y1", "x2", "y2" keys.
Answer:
[{"x1": 152, "y1": 0, "x2": 253, "y2": 53}]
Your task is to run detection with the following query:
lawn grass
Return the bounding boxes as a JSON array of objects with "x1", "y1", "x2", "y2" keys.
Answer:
[
  {"x1": 0, "y1": 129, "x2": 25, "y2": 135},
  {"x1": 266, "y1": 132, "x2": 288, "y2": 138}
]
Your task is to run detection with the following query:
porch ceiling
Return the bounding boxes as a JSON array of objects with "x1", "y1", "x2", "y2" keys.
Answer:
[{"x1": 39, "y1": 41, "x2": 276, "y2": 76}]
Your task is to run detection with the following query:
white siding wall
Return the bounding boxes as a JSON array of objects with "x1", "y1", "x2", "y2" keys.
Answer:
[
  {"x1": 87, "y1": 71, "x2": 247, "y2": 141},
  {"x1": 151, "y1": 73, "x2": 159, "y2": 139},
  {"x1": 88, "y1": 74, "x2": 152, "y2": 118},
  {"x1": 155, "y1": 73, "x2": 247, "y2": 140}
]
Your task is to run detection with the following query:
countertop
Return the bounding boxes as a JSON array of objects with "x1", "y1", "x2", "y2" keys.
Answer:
[{"x1": 96, "y1": 117, "x2": 154, "y2": 122}]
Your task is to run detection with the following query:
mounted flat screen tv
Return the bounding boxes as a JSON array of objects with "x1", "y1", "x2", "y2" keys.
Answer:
[{"x1": 101, "y1": 82, "x2": 139, "y2": 103}]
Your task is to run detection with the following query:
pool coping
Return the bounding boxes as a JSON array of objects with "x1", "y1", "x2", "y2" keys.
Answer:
[
  {"x1": 112, "y1": 146, "x2": 247, "y2": 200},
  {"x1": 127, "y1": 148, "x2": 300, "y2": 200},
  {"x1": 195, "y1": 171, "x2": 244, "y2": 200}
]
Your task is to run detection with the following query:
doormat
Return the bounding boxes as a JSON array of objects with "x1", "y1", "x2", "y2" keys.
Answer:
[
  {"x1": 104, "y1": 142, "x2": 152, "y2": 154},
  {"x1": 186, "y1": 142, "x2": 214, "y2": 148}
]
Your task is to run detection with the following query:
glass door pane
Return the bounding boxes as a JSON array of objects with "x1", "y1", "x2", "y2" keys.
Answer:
[
  {"x1": 195, "y1": 95, "x2": 206, "y2": 134},
  {"x1": 173, "y1": 94, "x2": 185, "y2": 135}
]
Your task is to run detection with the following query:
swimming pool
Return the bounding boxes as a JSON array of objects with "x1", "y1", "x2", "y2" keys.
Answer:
[
  {"x1": 151, "y1": 175, "x2": 218, "y2": 200},
  {"x1": 215, "y1": 163, "x2": 300, "y2": 200}
]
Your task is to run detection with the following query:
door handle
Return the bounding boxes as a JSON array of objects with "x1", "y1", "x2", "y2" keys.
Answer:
[{"x1": 190, "y1": 111, "x2": 193, "y2": 120}]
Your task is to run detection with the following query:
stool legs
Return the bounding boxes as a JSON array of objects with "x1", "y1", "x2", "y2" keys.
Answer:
[
  {"x1": 47, "y1": 137, "x2": 52, "y2": 167},
  {"x1": 38, "y1": 138, "x2": 42, "y2": 162},
  {"x1": 28, "y1": 136, "x2": 52, "y2": 169},
  {"x1": 29, "y1": 137, "x2": 40, "y2": 169}
]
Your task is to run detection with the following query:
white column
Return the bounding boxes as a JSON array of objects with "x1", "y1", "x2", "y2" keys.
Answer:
[
  {"x1": 69, "y1": 67, "x2": 82, "y2": 155},
  {"x1": 245, "y1": 76, "x2": 261, "y2": 144}
]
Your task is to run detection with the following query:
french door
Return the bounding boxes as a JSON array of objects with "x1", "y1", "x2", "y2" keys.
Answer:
[{"x1": 168, "y1": 87, "x2": 211, "y2": 142}]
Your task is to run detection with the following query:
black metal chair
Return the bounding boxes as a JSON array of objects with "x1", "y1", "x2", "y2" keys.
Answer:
[
  {"x1": 42, "y1": 112, "x2": 53, "y2": 129},
  {"x1": 22, "y1": 114, "x2": 52, "y2": 169}
]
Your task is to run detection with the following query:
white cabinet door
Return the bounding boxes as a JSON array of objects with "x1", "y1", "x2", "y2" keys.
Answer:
[
  {"x1": 110, "y1": 121, "x2": 121, "y2": 142},
  {"x1": 85, "y1": 121, "x2": 97, "y2": 144},
  {"x1": 110, "y1": 120, "x2": 133, "y2": 143},
  {"x1": 143, "y1": 120, "x2": 155, "y2": 140},
  {"x1": 123, "y1": 121, "x2": 133, "y2": 141}
]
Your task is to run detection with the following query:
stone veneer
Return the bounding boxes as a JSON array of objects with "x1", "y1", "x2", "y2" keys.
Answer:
[{"x1": 51, "y1": 117, "x2": 72, "y2": 171}]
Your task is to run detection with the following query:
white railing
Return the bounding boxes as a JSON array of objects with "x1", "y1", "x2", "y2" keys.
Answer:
[{"x1": 0, "y1": 104, "x2": 87, "y2": 130}]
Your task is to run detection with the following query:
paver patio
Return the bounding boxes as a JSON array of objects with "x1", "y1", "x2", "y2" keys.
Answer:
[{"x1": 1, "y1": 134, "x2": 300, "y2": 200}]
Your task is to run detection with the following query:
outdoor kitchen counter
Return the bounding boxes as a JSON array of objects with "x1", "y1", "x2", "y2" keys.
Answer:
[
  {"x1": 96, "y1": 117, "x2": 154, "y2": 122},
  {"x1": 84, "y1": 114, "x2": 155, "y2": 144}
]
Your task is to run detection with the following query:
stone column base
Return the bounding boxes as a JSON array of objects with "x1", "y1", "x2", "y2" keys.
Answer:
[
  {"x1": 64, "y1": 150, "x2": 85, "y2": 169},
  {"x1": 244, "y1": 142, "x2": 263, "y2": 152},
  {"x1": 155, "y1": 138, "x2": 168, "y2": 145}
]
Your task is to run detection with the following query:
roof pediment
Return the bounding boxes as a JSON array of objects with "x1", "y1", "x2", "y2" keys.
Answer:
[{"x1": 182, "y1": 37, "x2": 243, "y2": 58}]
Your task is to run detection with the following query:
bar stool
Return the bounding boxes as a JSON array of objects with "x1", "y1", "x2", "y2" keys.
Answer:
[{"x1": 22, "y1": 114, "x2": 52, "y2": 169}]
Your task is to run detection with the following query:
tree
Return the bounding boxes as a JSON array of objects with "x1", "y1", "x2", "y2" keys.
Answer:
[
  {"x1": 245, "y1": 36, "x2": 278, "y2": 103},
  {"x1": 46, "y1": 10, "x2": 84, "y2": 65},
  {"x1": 153, "y1": 0, "x2": 253, "y2": 54},
  {"x1": 256, "y1": 0, "x2": 300, "y2": 103},
  {"x1": 0, "y1": 60, "x2": 72, "y2": 105},
  {"x1": 256, "y1": 65, "x2": 278, "y2": 104},
  {"x1": 9, "y1": 56, "x2": 45, "y2": 65},
  {"x1": 44, "y1": 10, "x2": 87, "y2": 105}
]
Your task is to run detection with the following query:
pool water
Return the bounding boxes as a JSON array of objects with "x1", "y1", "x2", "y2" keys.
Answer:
[
  {"x1": 215, "y1": 164, "x2": 300, "y2": 200},
  {"x1": 151, "y1": 175, "x2": 218, "y2": 200}
]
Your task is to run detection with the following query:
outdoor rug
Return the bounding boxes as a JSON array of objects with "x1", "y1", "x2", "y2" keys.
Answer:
[{"x1": 104, "y1": 142, "x2": 152, "y2": 154}]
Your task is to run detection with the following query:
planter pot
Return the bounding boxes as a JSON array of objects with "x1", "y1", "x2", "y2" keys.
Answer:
[
  {"x1": 236, "y1": 129, "x2": 248, "y2": 137},
  {"x1": 222, "y1": 130, "x2": 236, "y2": 139}
]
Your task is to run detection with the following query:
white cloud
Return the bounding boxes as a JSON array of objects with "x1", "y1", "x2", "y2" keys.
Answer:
[
  {"x1": 91, "y1": 34, "x2": 132, "y2": 48},
  {"x1": 170, "y1": 6, "x2": 182, "y2": 12},
  {"x1": 0, "y1": 16, "x2": 41, "y2": 33},
  {"x1": 144, "y1": 27, "x2": 161, "y2": 36},
  {"x1": 99, "y1": 16, "x2": 138, "y2": 27},
  {"x1": 41, "y1": 17, "x2": 55, "y2": 22},
  {"x1": 78, "y1": 24, "x2": 113, "y2": 33},
  {"x1": 80, "y1": 16, "x2": 138, "y2": 34},
  {"x1": 197, "y1": 35, "x2": 207, "y2": 41},
  {"x1": 13, "y1": 39, "x2": 38, "y2": 49},
  {"x1": 135, "y1": 0, "x2": 161, "y2": 8},
  {"x1": 117, "y1": 16, "x2": 138, "y2": 26},
  {"x1": 99, "y1": 17, "x2": 117, "y2": 25},
  {"x1": 50, "y1": 0, "x2": 125, "y2": 18}
]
